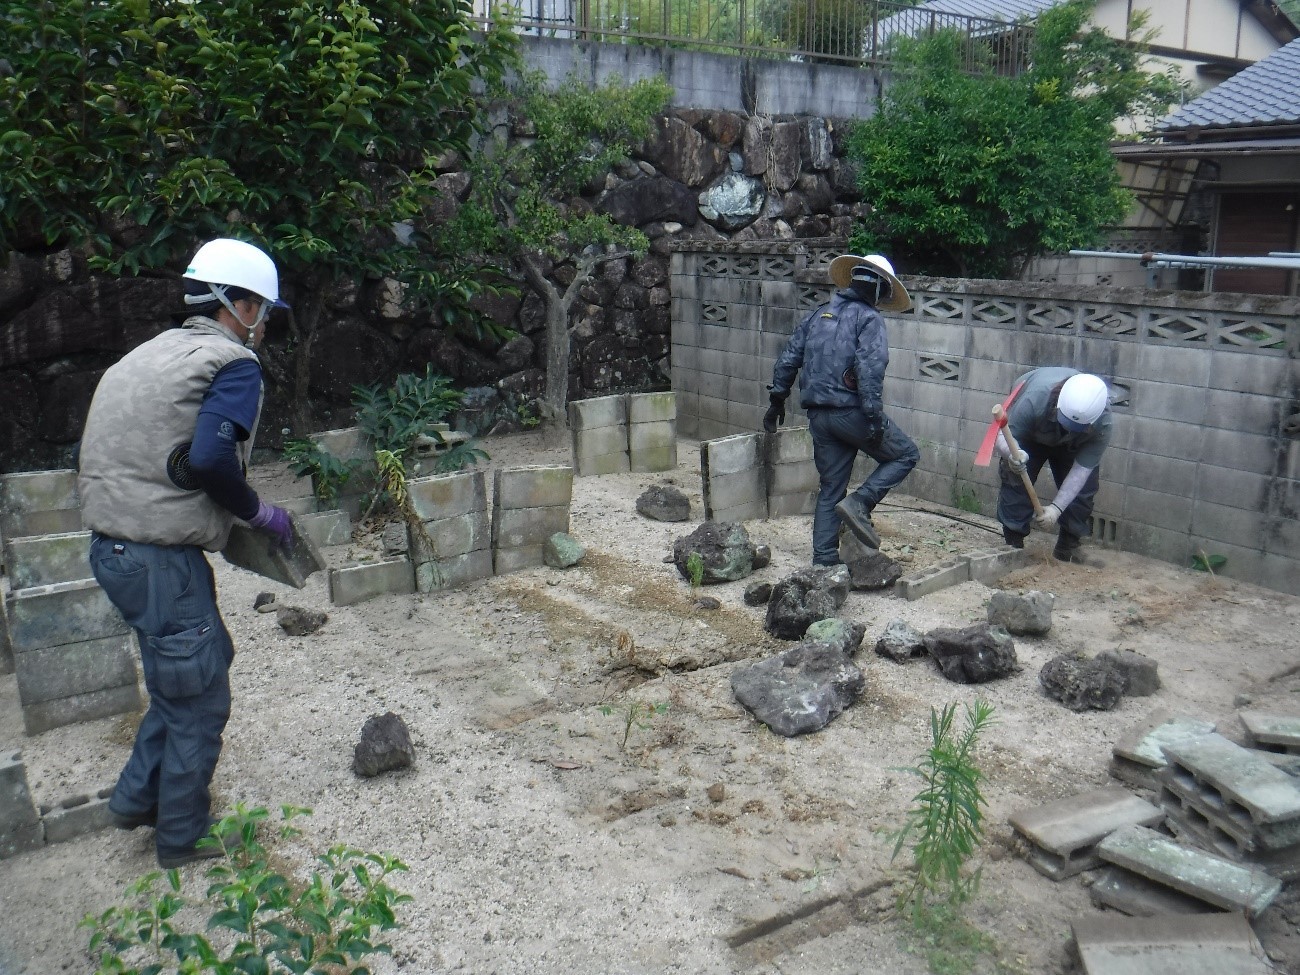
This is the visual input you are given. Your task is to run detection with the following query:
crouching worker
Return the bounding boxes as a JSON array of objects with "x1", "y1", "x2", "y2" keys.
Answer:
[
  {"x1": 78, "y1": 238, "x2": 293, "y2": 868},
  {"x1": 996, "y1": 367, "x2": 1111, "y2": 564},
  {"x1": 764, "y1": 253, "x2": 919, "y2": 566}
]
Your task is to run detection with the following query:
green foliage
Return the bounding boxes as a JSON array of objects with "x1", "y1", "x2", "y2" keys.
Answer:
[
  {"x1": 756, "y1": 0, "x2": 875, "y2": 63},
  {"x1": 282, "y1": 438, "x2": 361, "y2": 506},
  {"x1": 846, "y1": 0, "x2": 1182, "y2": 278},
  {"x1": 353, "y1": 366, "x2": 466, "y2": 462},
  {"x1": 891, "y1": 699, "x2": 995, "y2": 913},
  {"x1": 81, "y1": 804, "x2": 411, "y2": 975},
  {"x1": 600, "y1": 699, "x2": 670, "y2": 751},
  {"x1": 951, "y1": 484, "x2": 982, "y2": 515},
  {"x1": 901, "y1": 902, "x2": 1003, "y2": 975},
  {"x1": 685, "y1": 551, "x2": 705, "y2": 591},
  {"x1": 1191, "y1": 550, "x2": 1226, "y2": 573}
]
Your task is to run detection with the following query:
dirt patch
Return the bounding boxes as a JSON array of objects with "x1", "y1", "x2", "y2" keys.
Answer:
[{"x1": 2, "y1": 429, "x2": 1299, "y2": 975}]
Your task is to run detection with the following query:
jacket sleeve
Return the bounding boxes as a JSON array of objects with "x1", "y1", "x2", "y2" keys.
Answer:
[
  {"x1": 853, "y1": 306, "x2": 889, "y2": 417},
  {"x1": 769, "y1": 308, "x2": 814, "y2": 398}
]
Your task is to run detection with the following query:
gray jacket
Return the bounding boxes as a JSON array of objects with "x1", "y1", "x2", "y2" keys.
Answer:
[
  {"x1": 769, "y1": 289, "x2": 889, "y2": 416},
  {"x1": 79, "y1": 318, "x2": 262, "y2": 551}
]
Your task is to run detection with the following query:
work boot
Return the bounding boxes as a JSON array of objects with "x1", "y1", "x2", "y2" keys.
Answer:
[
  {"x1": 834, "y1": 495, "x2": 879, "y2": 549},
  {"x1": 1002, "y1": 527, "x2": 1026, "y2": 549},
  {"x1": 1054, "y1": 534, "x2": 1105, "y2": 568},
  {"x1": 157, "y1": 817, "x2": 226, "y2": 869},
  {"x1": 109, "y1": 806, "x2": 157, "y2": 831}
]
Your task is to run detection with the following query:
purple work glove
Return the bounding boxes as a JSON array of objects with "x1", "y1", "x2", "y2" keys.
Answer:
[{"x1": 249, "y1": 502, "x2": 294, "y2": 553}]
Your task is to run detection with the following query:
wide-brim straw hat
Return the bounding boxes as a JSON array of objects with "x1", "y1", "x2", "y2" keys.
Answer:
[{"x1": 828, "y1": 254, "x2": 913, "y2": 312}]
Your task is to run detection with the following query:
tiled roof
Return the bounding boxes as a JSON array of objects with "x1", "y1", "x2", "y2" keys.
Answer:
[{"x1": 1159, "y1": 37, "x2": 1300, "y2": 131}]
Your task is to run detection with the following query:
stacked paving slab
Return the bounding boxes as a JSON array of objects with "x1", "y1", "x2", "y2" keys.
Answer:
[
  {"x1": 569, "y1": 392, "x2": 678, "y2": 476},
  {"x1": 1, "y1": 471, "x2": 140, "y2": 735}
]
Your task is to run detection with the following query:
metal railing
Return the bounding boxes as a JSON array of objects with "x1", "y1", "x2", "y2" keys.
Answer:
[{"x1": 471, "y1": 0, "x2": 1035, "y2": 71}]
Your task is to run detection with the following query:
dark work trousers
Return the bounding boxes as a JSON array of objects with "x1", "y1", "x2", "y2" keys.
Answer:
[
  {"x1": 89, "y1": 534, "x2": 234, "y2": 858},
  {"x1": 997, "y1": 448, "x2": 1100, "y2": 540},
  {"x1": 807, "y1": 407, "x2": 919, "y2": 564}
]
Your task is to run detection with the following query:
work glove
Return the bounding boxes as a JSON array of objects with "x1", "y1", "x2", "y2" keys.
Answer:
[
  {"x1": 250, "y1": 501, "x2": 294, "y2": 553},
  {"x1": 1007, "y1": 448, "x2": 1029, "y2": 475},
  {"x1": 763, "y1": 393, "x2": 787, "y2": 433},
  {"x1": 1032, "y1": 503, "x2": 1061, "y2": 531}
]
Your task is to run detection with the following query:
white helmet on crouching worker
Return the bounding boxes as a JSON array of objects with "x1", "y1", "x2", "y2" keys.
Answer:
[
  {"x1": 183, "y1": 238, "x2": 288, "y2": 339},
  {"x1": 827, "y1": 253, "x2": 913, "y2": 312},
  {"x1": 1057, "y1": 373, "x2": 1108, "y2": 432}
]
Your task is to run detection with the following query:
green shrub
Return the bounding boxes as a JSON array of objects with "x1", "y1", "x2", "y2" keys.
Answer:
[{"x1": 82, "y1": 805, "x2": 411, "y2": 974}]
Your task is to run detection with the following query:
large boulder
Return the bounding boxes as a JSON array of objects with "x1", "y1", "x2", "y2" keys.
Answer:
[
  {"x1": 639, "y1": 116, "x2": 727, "y2": 187},
  {"x1": 672, "y1": 521, "x2": 757, "y2": 584},
  {"x1": 764, "y1": 564, "x2": 851, "y2": 640},
  {"x1": 599, "y1": 176, "x2": 699, "y2": 227},
  {"x1": 924, "y1": 623, "x2": 1020, "y2": 684},
  {"x1": 637, "y1": 484, "x2": 691, "y2": 522},
  {"x1": 730, "y1": 639, "x2": 865, "y2": 737},
  {"x1": 698, "y1": 172, "x2": 766, "y2": 232},
  {"x1": 987, "y1": 590, "x2": 1054, "y2": 636}
]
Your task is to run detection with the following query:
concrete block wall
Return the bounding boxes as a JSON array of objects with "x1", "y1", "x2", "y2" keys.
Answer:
[
  {"x1": 6, "y1": 531, "x2": 93, "y2": 589},
  {"x1": 671, "y1": 238, "x2": 1300, "y2": 595},
  {"x1": 407, "y1": 470, "x2": 493, "y2": 591},
  {"x1": 699, "y1": 427, "x2": 817, "y2": 522},
  {"x1": 0, "y1": 470, "x2": 83, "y2": 560},
  {"x1": 0, "y1": 750, "x2": 116, "y2": 859},
  {"x1": 5, "y1": 579, "x2": 139, "y2": 735},
  {"x1": 569, "y1": 393, "x2": 679, "y2": 476},
  {"x1": 492, "y1": 466, "x2": 574, "y2": 574},
  {"x1": 309, "y1": 426, "x2": 377, "y2": 518},
  {"x1": 569, "y1": 395, "x2": 630, "y2": 476}
]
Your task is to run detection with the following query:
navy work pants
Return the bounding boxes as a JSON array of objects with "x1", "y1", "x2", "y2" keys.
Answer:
[
  {"x1": 807, "y1": 407, "x2": 919, "y2": 564},
  {"x1": 997, "y1": 447, "x2": 1099, "y2": 540},
  {"x1": 89, "y1": 534, "x2": 234, "y2": 858}
]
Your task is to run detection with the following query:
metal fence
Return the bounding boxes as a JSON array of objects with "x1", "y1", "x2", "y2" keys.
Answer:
[{"x1": 471, "y1": 0, "x2": 1035, "y2": 70}]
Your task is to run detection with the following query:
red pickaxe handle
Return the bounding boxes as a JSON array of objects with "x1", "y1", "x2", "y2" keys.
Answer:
[{"x1": 992, "y1": 404, "x2": 1044, "y2": 517}]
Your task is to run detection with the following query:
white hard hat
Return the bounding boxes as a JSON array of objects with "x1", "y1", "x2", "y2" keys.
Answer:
[
  {"x1": 1057, "y1": 374, "x2": 1108, "y2": 432},
  {"x1": 827, "y1": 253, "x2": 912, "y2": 312},
  {"x1": 184, "y1": 238, "x2": 285, "y2": 305}
]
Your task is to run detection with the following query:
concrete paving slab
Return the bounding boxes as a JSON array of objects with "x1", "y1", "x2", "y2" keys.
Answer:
[
  {"x1": 1009, "y1": 786, "x2": 1164, "y2": 880},
  {"x1": 223, "y1": 517, "x2": 327, "y2": 590},
  {"x1": 1072, "y1": 911, "x2": 1272, "y2": 975},
  {"x1": 1097, "y1": 824, "x2": 1281, "y2": 916},
  {"x1": 1162, "y1": 733, "x2": 1300, "y2": 842},
  {"x1": 1163, "y1": 802, "x2": 1300, "y2": 882},
  {"x1": 1110, "y1": 711, "x2": 1216, "y2": 790},
  {"x1": 1088, "y1": 865, "x2": 1225, "y2": 917},
  {"x1": 1240, "y1": 710, "x2": 1300, "y2": 755}
]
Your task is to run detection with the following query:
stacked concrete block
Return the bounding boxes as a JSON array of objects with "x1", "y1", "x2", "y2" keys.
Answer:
[
  {"x1": 893, "y1": 546, "x2": 1030, "y2": 601},
  {"x1": 1239, "y1": 710, "x2": 1300, "y2": 755},
  {"x1": 0, "y1": 751, "x2": 42, "y2": 859},
  {"x1": 1109, "y1": 711, "x2": 1217, "y2": 790},
  {"x1": 5, "y1": 578, "x2": 139, "y2": 735},
  {"x1": 701, "y1": 434, "x2": 767, "y2": 522},
  {"x1": 0, "y1": 470, "x2": 83, "y2": 546},
  {"x1": 1096, "y1": 824, "x2": 1281, "y2": 917},
  {"x1": 627, "y1": 392, "x2": 677, "y2": 473},
  {"x1": 327, "y1": 558, "x2": 415, "y2": 607},
  {"x1": 5, "y1": 531, "x2": 93, "y2": 589},
  {"x1": 569, "y1": 395, "x2": 630, "y2": 476},
  {"x1": 765, "y1": 427, "x2": 817, "y2": 517},
  {"x1": 492, "y1": 466, "x2": 574, "y2": 574},
  {"x1": 407, "y1": 470, "x2": 492, "y2": 591},
  {"x1": 297, "y1": 509, "x2": 352, "y2": 548},
  {"x1": 309, "y1": 426, "x2": 376, "y2": 518},
  {"x1": 1157, "y1": 732, "x2": 1300, "y2": 879},
  {"x1": 0, "y1": 597, "x2": 12, "y2": 675},
  {"x1": 1009, "y1": 786, "x2": 1164, "y2": 881}
]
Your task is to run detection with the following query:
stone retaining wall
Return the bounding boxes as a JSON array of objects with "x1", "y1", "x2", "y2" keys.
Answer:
[{"x1": 672, "y1": 239, "x2": 1300, "y2": 595}]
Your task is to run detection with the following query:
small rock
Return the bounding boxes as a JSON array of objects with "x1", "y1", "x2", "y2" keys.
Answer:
[
  {"x1": 924, "y1": 623, "x2": 1020, "y2": 684},
  {"x1": 693, "y1": 596, "x2": 722, "y2": 611},
  {"x1": 276, "y1": 605, "x2": 328, "y2": 636},
  {"x1": 353, "y1": 711, "x2": 415, "y2": 777},
  {"x1": 1235, "y1": 692, "x2": 1254, "y2": 707},
  {"x1": 987, "y1": 590, "x2": 1054, "y2": 636},
  {"x1": 254, "y1": 592, "x2": 277, "y2": 613},
  {"x1": 753, "y1": 544, "x2": 771, "y2": 570},
  {"x1": 381, "y1": 522, "x2": 408, "y2": 556},
  {"x1": 804, "y1": 618, "x2": 866, "y2": 656},
  {"x1": 1097, "y1": 649, "x2": 1160, "y2": 696},
  {"x1": 743, "y1": 582, "x2": 773, "y2": 606},
  {"x1": 847, "y1": 551, "x2": 902, "y2": 591},
  {"x1": 874, "y1": 619, "x2": 927, "y2": 663},
  {"x1": 636, "y1": 484, "x2": 691, "y2": 522},
  {"x1": 707, "y1": 783, "x2": 726, "y2": 803},
  {"x1": 544, "y1": 532, "x2": 586, "y2": 568},
  {"x1": 1039, "y1": 652, "x2": 1126, "y2": 711}
]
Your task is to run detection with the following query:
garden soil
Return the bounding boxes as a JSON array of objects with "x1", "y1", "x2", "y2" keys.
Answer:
[{"x1": 2, "y1": 429, "x2": 1299, "y2": 975}]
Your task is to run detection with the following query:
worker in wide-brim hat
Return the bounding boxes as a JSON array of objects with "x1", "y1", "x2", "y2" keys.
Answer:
[{"x1": 763, "y1": 253, "x2": 918, "y2": 565}]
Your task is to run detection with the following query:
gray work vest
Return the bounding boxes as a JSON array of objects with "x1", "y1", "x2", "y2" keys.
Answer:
[{"x1": 78, "y1": 317, "x2": 263, "y2": 551}]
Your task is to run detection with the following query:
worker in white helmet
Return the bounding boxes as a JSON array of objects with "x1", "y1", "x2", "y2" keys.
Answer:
[
  {"x1": 996, "y1": 367, "x2": 1112, "y2": 564},
  {"x1": 78, "y1": 238, "x2": 292, "y2": 869}
]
